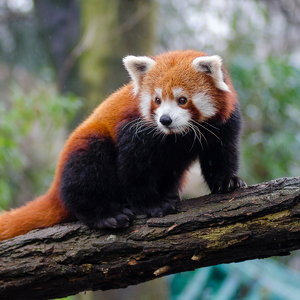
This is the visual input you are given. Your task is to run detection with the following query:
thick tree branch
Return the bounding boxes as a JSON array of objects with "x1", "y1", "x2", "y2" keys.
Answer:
[{"x1": 1, "y1": 176, "x2": 300, "y2": 300}]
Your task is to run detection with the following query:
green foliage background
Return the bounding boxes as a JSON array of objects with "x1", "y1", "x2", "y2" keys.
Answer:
[
  {"x1": 0, "y1": 79, "x2": 81, "y2": 211},
  {"x1": 233, "y1": 56, "x2": 300, "y2": 184}
]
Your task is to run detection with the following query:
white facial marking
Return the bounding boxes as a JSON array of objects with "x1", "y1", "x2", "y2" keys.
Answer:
[
  {"x1": 155, "y1": 100, "x2": 191, "y2": 134},
  {"x1": 123, "y1": 55, "x2": 156, "y2": 95},
  {"x1": 139, "y1": 90, "x2": 152, "y2": 120},
  {"x1": 192, "y1": 55, "x2": 230, "y2": 92},
  {"x1": 172, "y1": 87, "x2": 185, "y2": 99},
  {"x1": 140, "y1": 87, "x2": 192, "y2": 134},
  {"x1": 155, "y1": 88, "x2": 163, "y2": 99},
  {"x1": 192, "y1": 92, "x2": 216, "y2": 118}
]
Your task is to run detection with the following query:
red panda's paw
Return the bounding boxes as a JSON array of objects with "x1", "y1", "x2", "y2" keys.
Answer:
[
  {"x1": 211, "y1": 176, "x2": 247, "y2": 194},
  {"x1": 96, "y1": 208, "x2": 134, "y2": 229},
  {"x1": 146, "y1": 197, "x2": 179, "y2": 218}
]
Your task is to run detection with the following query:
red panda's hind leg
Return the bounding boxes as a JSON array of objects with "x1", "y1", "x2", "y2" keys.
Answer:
[{"x1": 60, "y1": 136, "x2": 134, "y2": 229}]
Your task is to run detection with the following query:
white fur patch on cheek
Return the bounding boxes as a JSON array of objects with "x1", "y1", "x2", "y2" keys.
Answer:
[
  {"x1": 139, "y1": 91, "x2": 152, "y2": 120},
  {"x1": 192, "y1": 93, "x2": 217, "y2": 118}
]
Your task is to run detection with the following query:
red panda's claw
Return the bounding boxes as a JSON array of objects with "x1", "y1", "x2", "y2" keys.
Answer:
[
  {"x1": 146, "y1": 199, "x2": 178, "y2": 218},
  {"x1": 212, "y1": 176, "x2": 247, "y2": 194},
  {"x1": 122, "y1": 207, "x2": 134, "y2": 217},
  {"x1": 97, "y1": 217, "x2": 118, "y2": 228},
  {"x1": 161, "y1": 202, "x2": 177, "y2": 215},
  {"x1": 97, "y1": 211, "x2": 133, "y2": 229},
  {"x1": 147, "y1": 206, "x2": 164, "y2": 218}
]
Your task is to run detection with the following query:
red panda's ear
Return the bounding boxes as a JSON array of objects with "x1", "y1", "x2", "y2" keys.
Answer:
[
  {"x1": 123, "y1": 56, "x2": 156, "y2": 94},
  {"x1": 192, "y1": 55, "x2": 230, "y2": 92}
]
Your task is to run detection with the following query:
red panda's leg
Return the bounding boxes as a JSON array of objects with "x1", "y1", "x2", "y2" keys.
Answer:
[
  {"x1": 199, "y1": 106, "x2": 246, "y2": 193},
  {"x1": 116, "y1": 125, "x2": 186, "y2": 218},
  {"x1": 60, "y1": 136, "x2": 133, "y2": 229},
  {"x1": 116, "y1": 153, "x2": 180, "y2": 218},
  {"x1": 121, "y1": 184, "x2": 180, "y2": 218}
]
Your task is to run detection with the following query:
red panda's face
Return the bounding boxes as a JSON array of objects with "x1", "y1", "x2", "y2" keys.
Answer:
[
  {"x1": 139, "y1": 86, "x2": 216, "y2": 134},
  {"x1": 123, "y1": 51, "x2": 236, "y2": 135}
]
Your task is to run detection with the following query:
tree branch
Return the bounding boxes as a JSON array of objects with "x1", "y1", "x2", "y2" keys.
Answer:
[{"x1": 1, "y1": 176, "x2": 300, "y2": 300}]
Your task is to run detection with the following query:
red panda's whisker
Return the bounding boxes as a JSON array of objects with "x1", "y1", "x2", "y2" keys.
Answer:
[
  {"x1": 187, "y1": 121, "x2": 205, "y2": 149},
  {"x1": 202, "y1": 120, "x2": 220, "y2": 131},
  {"x1": 122, "y1": 118, "x2": 141, "y2": 131},
  {"x1": 188, "y1": 124, "x2": 199, "y2": 151},
  {"x1": 192, "y1": 120, "x2": 220, "y2": 141},
  {"x1": 199, "y1": 124, "x2": 220, "y2": 141}
]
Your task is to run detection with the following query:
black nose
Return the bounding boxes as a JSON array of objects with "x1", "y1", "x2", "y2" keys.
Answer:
[{"x1": 160, "y1": 114, "x2": 172, "y2": 126}]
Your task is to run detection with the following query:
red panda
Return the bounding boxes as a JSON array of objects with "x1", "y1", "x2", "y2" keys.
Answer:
[{"x1": 0, "y1": 50, "x2": 246, "y2": 241}]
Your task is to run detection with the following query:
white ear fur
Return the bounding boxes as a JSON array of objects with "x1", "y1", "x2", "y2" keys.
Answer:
[
  {"x1": 123, "y1": 55, "x2": 156, "y2": 94},
  {"x1": 192, "y1": 55, "x2": 230, "y2": 92}
]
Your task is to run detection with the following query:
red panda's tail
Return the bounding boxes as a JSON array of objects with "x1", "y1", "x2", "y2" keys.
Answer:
[{"x1": 0, "y1": 192, "x2": 73, "y2": 241}]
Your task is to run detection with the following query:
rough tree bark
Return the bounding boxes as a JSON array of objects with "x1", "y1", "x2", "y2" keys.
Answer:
[{"x1": 1, "y1": 176, "x2": 300, "y2": 300}]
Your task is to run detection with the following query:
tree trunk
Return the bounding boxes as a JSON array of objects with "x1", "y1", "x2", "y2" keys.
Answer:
[
  {"x1": 80, "y1": 0, "x2": 155, "y2": 114},
  {"x1": 1, "y1": 176, "x2": 300, "y2": 300}
]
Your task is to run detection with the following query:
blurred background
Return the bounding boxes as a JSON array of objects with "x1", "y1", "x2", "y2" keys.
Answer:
[{"x1": 0, "y1": 0, "x2": 300, "y2": 299}]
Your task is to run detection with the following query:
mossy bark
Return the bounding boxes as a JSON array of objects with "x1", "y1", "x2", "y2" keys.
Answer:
[{"x1": 1, "y1": 177, "x2": 300, "y2": 300}]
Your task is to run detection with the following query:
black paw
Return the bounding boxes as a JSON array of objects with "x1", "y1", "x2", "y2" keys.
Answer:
[
  {"x1": 95, "y1": 208, "x2": 134, "y2": 229},
  {"x1": 211, "y1": 176, "x2": 247, "y2": 194},
  {"x1": 146, "y1": 197, "x2": 179, "y2": 218}
]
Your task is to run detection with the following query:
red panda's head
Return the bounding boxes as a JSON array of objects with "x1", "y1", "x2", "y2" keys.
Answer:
[{"x1": 123, "y1": 50, "x2": 237, "y2": 135}]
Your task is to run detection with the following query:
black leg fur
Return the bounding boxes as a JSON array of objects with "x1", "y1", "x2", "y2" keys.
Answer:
[
  {"x1": 117, "y1": 121, "x2": 198, "y2": 217},
  {"x1": 60, "y1": 137, "x2": 134, "y2": 229},
  {"x1": 198, "y1": 106, "x2": 246, "y2": 193}
]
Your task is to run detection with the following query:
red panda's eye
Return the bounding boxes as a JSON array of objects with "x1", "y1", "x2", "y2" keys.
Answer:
[
  {"x1": 155, "y1": 97, "x2": 161, "y2": 105},
  {"x1": 178, "y1": 97, "x2": 187, "y2": 105}
]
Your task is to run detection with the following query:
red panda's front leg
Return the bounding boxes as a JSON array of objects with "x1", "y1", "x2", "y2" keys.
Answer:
[
  {"x1": 117, "y1": 146, "x2": 180, "y2": 217},
  {"x1": 116, "y1": 123, "x2": 188, "y2": 218},
  {"x1": 199, "y1": 106, "x2": 247, "y2": 194},
  {"x1": 60, "y1": 136, "x2": 134, "y2": 229},
  {"x1": 124, "y1": 186, "x2": 180, "y2": 218}
]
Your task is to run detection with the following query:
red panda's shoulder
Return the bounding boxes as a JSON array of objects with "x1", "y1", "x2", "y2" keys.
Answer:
[
  {"x1": 73, "y1": 83, "x2": 139, "y2": 142},
  {"x1": 52, "y1": 83, "x2": 138, "y2": 184}
]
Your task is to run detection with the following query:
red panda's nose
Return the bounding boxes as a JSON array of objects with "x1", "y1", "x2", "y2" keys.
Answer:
[{"x1": 160, "y1": 114, "x2": 172, "y2": 126}]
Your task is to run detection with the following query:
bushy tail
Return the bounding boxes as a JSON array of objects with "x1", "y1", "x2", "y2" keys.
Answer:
[{"x1": 0, "y1": 192, "x2": 72, "y2": 241}]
